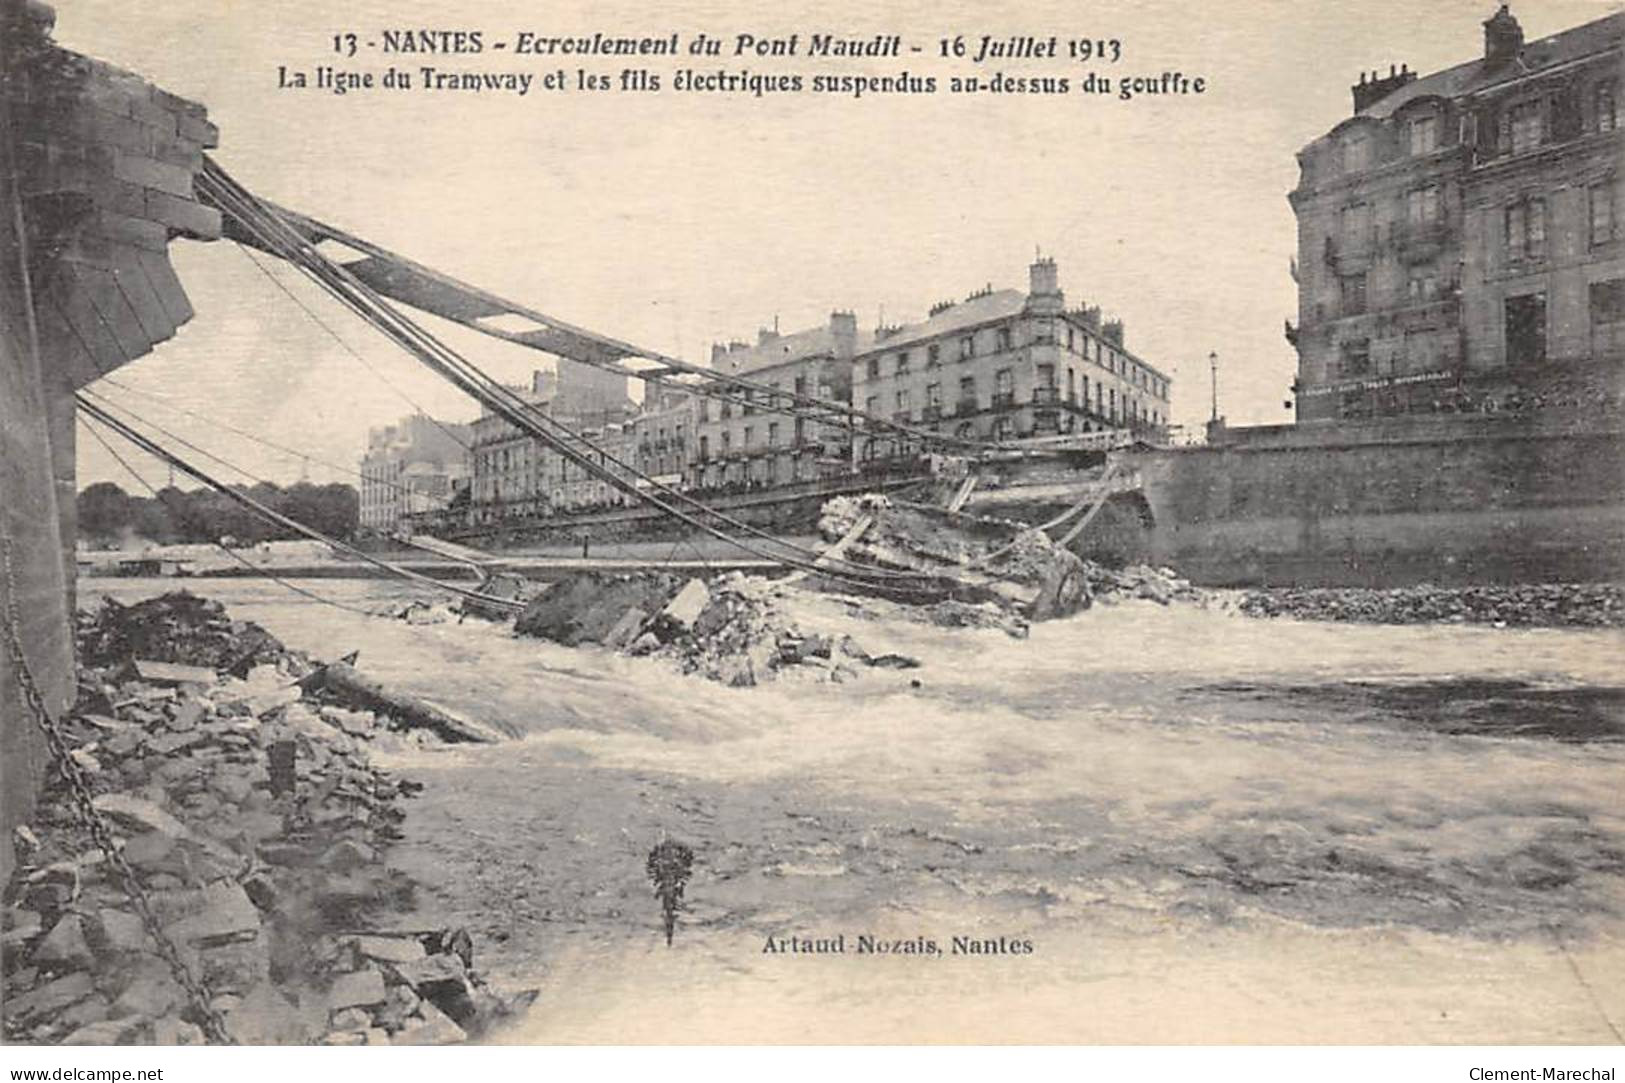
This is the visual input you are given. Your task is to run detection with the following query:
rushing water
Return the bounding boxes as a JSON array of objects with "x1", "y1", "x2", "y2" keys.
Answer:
[{"x1": 82, "y1": 577, "x2": 1625, "y2": 1043}]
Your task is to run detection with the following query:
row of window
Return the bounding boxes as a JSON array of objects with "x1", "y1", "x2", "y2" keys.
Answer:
[
  {"x1": 1506, "y1": 181, "x2": 1619, "y2": 260},
  {"x1": 1337, "y1": 264, "x2": 1457, "y2": 316},
  {"x1": 1332, "y1": 182, "x2": 1618, "y2": 302},
  {"x1": 1333, "y1": 277, "x2": 1624, "y2": 376},
  {"x1": 857, "y1": 366, "x2": 1162, "y2": 425},
  {"x1": 1338, "y1": 185, "x2": 1444, "y2": 242},
  {"x1": 699, "y1": 375, "x2": 830, "y2": 423},
  {"x1": 857, "y1": 323, "x2": 1167, "y2": 398}
]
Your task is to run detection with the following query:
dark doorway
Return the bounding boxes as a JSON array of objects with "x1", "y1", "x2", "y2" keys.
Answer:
[{"x1": 1505, "y1": 292, "x2": 1547, "y2": 366}]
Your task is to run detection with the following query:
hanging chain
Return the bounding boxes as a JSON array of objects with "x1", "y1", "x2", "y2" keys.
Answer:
[{"x1": 1, "y1": 535, "x2": 234, "y2": 1044}]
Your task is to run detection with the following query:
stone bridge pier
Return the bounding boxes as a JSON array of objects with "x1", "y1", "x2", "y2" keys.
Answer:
[{"x1": 0, "y1": 0, "x2": 219, "y2": 882}]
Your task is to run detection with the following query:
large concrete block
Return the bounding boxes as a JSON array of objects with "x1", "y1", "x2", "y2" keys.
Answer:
[
  {"x1": 177, "y1": 113, "x2": 219, "y2": 149},
  {"x1": 144, "y1": 189, "x2": 220, "y2": 240},
  {"x1": 85, "y1": 208, "x2": 167, "y2": 251}
]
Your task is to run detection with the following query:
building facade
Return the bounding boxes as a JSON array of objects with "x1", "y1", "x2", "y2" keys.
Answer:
[
  {"x1": 466, "y1": 368, "x2": 642, "y2": 525},
  {"x1": 689, "y1": 313, "x2": 860, "y2": 491},
  {"x1": 357, "y1": 414, "x2": 470, "y2": 534},
  {"x1": 449, "y1": 257, "x2": 1172, "y2": 533},
  {"x1": 854, "y1": 258, "x2": 1170, "y2": 462},
  {"x1": 1289, "y1": 5, "x2": 1624, "y2": 423},
  {"x1": 631, "y1": 387, "x2": 695, "y2": 485}
]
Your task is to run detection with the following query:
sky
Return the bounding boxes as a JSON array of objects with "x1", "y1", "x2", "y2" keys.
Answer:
[{"x1": 54, "y1": 0, "x2": 1622, "y2": 491}]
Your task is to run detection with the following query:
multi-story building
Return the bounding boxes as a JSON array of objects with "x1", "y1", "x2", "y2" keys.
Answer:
[
  {"x1": 547, "y1": 419, "x2": 638, "y2": 512},
  {"x1": 689, "y1": 313, "x2": 861, "y2": 491},
  {"x1": 357, "y1": 414, "x2": 470, "y2": 534},
  {"x1": 454, "y1": 257, "x2": 1173, "y2": 531},
  {"x1": 466, "y1": 368, "x2": 643, "y2": 525},
  {"x1": 1288, "y1": 5, "x2": 1624, "y2": 423},
  {"x1": 853, "y1": 258, "x2": 1171, "y2": 461},
  {"x1": 468, "y1": 372, "x2": 552, "y2": 523}
]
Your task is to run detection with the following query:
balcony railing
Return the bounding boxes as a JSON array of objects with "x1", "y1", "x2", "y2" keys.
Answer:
[
  {"x1": 1031, "y1": 386, "x2": 1060, "y2": 405},
  {"x1": 991, "y1": 391, "x2": 1016, "y2": 408},
  {"x1": 922, "y1": 404, "x2": 943, "y2": 422},
  {"x1": 957, "y1": 397, "x2": 980, "y2": 415}
]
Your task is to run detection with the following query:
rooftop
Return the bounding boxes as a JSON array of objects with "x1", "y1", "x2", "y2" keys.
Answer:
[
  {"x1": 1358, "y1": 9, "x2": 1623, "y2": 120},
  {"x1": 857, "y1": 290, "x2": 1028, "y2": 355}
]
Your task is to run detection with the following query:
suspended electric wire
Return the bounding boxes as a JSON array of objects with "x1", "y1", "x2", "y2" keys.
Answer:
[
  {"x1": 201, "y1": 165, "x2": 937, "y2": 591},
  {"x1": 201, "y1": 159, "x2": 1047, "y2": 459},
  {"x1": 77, "y1": 396, "x2": 527, "y2": 613},
  {"x1": 77, "y1": 414, "x2": 380, "y2": 617},
  {"x1": 199, "y1": 164, "x2": 950, "y2": 596},
  {"x1": 232, "y1": 243, "x2": 472, "y2": 452},
  {"x1": 95, "y1": 375, "x2": 426, "y2": 500}
]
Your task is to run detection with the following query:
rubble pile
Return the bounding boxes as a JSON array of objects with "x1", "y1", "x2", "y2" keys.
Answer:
[
  {"x1": 1237, "y1": 582, "x2": 1625, "y2": 628},
  {"x1": 514, "y1": 572, "x2": 914, "y2": 687},
  {"x1": 513, "y1": 572, "x2": 682, "y2": 646},
  {"x1": 817, "y1": 495, "x2": 1093, "y2": 620},
  {"x1": 1087, "y1": 564, "x2": 1206, "y2": 607},
  {"x1": 4, "y1": 592, "x2": 532, "y2": 1045},
  {"x1": 78, "y1": 593, "x2": 284, "y2": 674}
]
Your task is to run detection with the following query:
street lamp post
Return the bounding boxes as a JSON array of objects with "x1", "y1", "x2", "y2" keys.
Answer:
[{"x1": 1209, "y1": 351, "x2": 1219, "y2": 423}]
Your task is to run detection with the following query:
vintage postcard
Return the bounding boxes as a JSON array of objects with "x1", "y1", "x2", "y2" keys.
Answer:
[{"x1": 1, "y1": 0, "x2": 1622, "y2": 1060}]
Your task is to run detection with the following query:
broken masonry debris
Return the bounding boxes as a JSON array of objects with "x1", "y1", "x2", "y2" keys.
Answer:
[{"x1": 5, "y1": 590, "x2": 535, "y2": 1045}]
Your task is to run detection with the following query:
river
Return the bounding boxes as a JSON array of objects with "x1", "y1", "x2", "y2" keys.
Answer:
[{"x1": 81, "y1": 576, "x2": 1625, "y2": 1043}]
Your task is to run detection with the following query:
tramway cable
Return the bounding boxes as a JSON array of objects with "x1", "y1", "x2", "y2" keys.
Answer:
[{"x1": 198, "y1": 166, "x2": 953, "y2": 594}]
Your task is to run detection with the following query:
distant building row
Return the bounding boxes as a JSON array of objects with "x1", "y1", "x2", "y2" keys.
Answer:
[{"x1": 361, "y1": 258, "x2": 1172, "y2": 532}]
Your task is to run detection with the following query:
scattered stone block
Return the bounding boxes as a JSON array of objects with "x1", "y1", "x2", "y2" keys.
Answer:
[
  {"x1": 393, "y1": 1000, "x2": 468, "y2": 1045},
  {"x1": 2, "y1": 907, "x2": 43, "y2": 946},
  {"x1": 147, "y1": 729, "x2": 206, "y2": 755},
  {"x1": 132, "y1": 659, "x2": 218, "y2": 686},
  {"x1": 199, "y1": 934, "x2": 271, "y2": 992},
  {"x1": 92, "y1": 793, "x2": 187, "y2": 837},
  {"x1": 34, "y1": 914, "x2": 93, "y2": 967},
  {"x1": 169, "y1": 698, "x2": 206, "y2": 731},
  {"x1": 604, "y1": 606, "x2": 649, "y2": 650},
  {"x1": 225, "y1": 983, "x2": 308, "y2": 1044},
  {"x1": 329, "y1": 1006, "x2": 372, "y2": 1030},
  {"x1": 94, "y1": 907, "x2": 149, "y2": 954},
  {"x1": 165, "y1": 882, "x2": 260, "y2": 944},
  {"x1": 8, "y1": 972, "x2": 95, "y2": 1020},
  {"x1": 152, "y1": 1018, "x2": 207, "y2": 1045},
  {"x1": 61, "y1": 1019, "x2": 138, "y2": 1045},
  {"x1": 319, "y1": 839, "x2": 377, "y2": 871},
  {"x1": 326, "y1": 967, "x2": 387, "y2": 1010},
  {"x1": 352, "y1": 934, "x2": 426, "y2": 964},
  {"x1": 114, "y1": 969, "x2": 183, "y2": 1019}
]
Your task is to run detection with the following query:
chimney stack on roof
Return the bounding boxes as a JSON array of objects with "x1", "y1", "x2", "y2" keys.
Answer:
[
  {"x1": 1351, "y1": 61, "x2": 1417, "y2": 112},
  {"x1": 1026, "y1": 256, "x2": 1064, "y2": 315}
]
